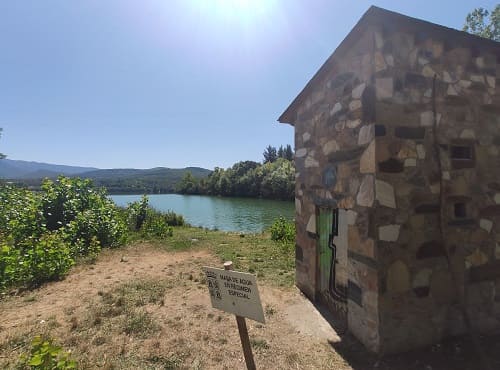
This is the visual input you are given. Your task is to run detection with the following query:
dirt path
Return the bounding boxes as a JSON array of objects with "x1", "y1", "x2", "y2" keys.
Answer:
[{"x1": 0, "y1": 244, "x2": 347, "y2": 369}]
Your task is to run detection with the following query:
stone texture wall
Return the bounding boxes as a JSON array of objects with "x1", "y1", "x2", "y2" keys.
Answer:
[
  {"x1": 291, "y1": 19, "x2": 500, "y2": 354},
  {"x1": 293, "y1": 28, "x2": 381, "y2": 352},
  {"x1": 371, "y1": 25, "x2": 500, "y2": 353}
]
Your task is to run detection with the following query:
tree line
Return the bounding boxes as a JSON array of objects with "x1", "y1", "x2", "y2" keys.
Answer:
[{"x1": 176, "y1": 145, "x2": 295, "y2": 201}]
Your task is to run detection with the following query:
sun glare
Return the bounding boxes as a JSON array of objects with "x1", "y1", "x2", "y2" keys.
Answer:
[{"x1": 191, "y1": 0, "x2": 277, "y2": 25}]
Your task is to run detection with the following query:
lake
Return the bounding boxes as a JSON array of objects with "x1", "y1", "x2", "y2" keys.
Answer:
[{"x1": 110, "y1": 194, "x2": 295, "y2": 233}]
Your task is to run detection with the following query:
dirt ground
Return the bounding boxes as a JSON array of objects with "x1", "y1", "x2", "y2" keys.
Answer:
[{"x1": 1, "y1": 243, "x2": 500, "y2": 369}]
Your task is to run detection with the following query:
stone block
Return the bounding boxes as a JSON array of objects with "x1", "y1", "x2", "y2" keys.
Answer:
[
  {"x1": 486, "y1": 75, "x2": 496, "y2": 88},
  {"x1": 460, "y1": 129, "x2": 475, "y2": 139},
  {"x1": 306, "y1": 215, "x2": 316, "y2": 234},
  {"x1": 480, "y1": 219, "x2": 493, "y2": 233},
  {"x1": 466, "y1": 249, "x2": 488, "y2": 268},
  {"x1": 347, "y1": 210, "x2": 358, "y2": 225},
  {"x1": 349, "y1": 99, "x2": 362, "y2": 111},
  {"x1": 375, "y1": 51, "x2": 387, "y2": 72},
  {"x1": 404, "y1": 158, "x2": 417, "y2": 167},
  {"x1": 347, "y1": 119, "x2": 361, "y2": 128},
  {"x1": 387, "y1": 260, "x2": 410, "y2": 293},
  {"x1": 302, "y1": 132, "x2": 311, "y2": 143},
  {"x1": 376, "y1": 78, "x2": 393, "y2": 99},
  {"x1": 357, "y1": 175, "x2": 374, "y2": 207},
  {"x1": 420, "y1": 111, "x2": 434, "y2": 127},
  {"x1": 413, "y1": 268, "x2": 432, "y2": 289},
  {"x1": 422, "y1": 65, "x2": 437, "y2": 78},
  {"x1": 305, "y1": 155, "x2": 319, "y2": 168},
  {"x1": 295, "y1": 198, "x2": 302, "y2": 215},
  {"x1": 416, "y1": 144, "x2": 426, "y2": 159},
  {"x1": 430, "y1": 271, "x2": 454, "y2": 304},
  {"x1": 360, "y1": 140, "x2": 375, "y2": 174},
  {"x1": 330, "y1": 102, "x2": 342, "y2": 116},
  {"x1": 295, "y1": 148, "x2": 307, "y2": 158},
  {"x1": 358, "y1": 124, "x2": 375, "y2": 146},
  {"x1": 322, "y1": 139, "x2": 339, "y2": 156},
  {"x1": 352, "y1": 83, "x2": 366, "y2": 99},
  {"x1": 375, "y1": 180, "x2": 396, "y2": 208},
  {"x1": 379, "y1": 224, "x2": 400, "y2": 242}
]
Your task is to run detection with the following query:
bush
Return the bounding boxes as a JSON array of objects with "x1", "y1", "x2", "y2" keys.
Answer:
[
  {"x1": 163, "y1": 210, "x2": 185, "y2": 227},
  {"x1": 41, "y1": 177, "x2": 127, "y2": 249},
  {"x1": 125, "y1": 195, "x2": 184, "y2": 238},
  {"x1": 0, "y1": 243, "x2": 22, "y2": 290},
  {"x1": 269, "y1": 216, "x2": 295, "y2": 243},
  {"x1": 0, "y1": 177, "x2": 127, "y2": 291},
  {"x1": 127, "y1": 195, "x2": 149, "y2": 231},
  {"x1": 23, "y1": 233, "x2": 74, "y2": 286}
]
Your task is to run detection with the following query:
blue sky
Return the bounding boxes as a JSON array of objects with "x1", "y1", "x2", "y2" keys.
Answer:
[{"x1": 0, "y1": 0, "x2": 496, "y2": 169}]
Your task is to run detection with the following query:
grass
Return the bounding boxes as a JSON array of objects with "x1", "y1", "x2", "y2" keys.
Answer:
[
  {"x1": 122, "y1": 310, "x2": 159, "y2": 338},
  {"x1": 155, "y1": 226, "x2": 296, "y2": 288}
]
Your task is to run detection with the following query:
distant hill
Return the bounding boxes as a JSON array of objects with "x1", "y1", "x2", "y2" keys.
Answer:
[
  {"x1": 79, "y1": 167, "x2": 212, "y2": 194},
  {"x1": 0, "y1": 159, "x2": 97, "y2": 179},
  {"x1": 1, "y1": 159, "x2": 212, "y2": 194}
]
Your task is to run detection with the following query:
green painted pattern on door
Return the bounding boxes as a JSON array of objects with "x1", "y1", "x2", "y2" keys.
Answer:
[{"x1": 317, "y1": 208, "x2": 333, "y2": 293}]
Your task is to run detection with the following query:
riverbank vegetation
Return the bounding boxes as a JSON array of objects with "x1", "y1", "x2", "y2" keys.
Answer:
[
  {"x1": 176, "y1": 145, "x2": 295, "y2": 200},
  {"x1": 0, "y1": 178, "x2": 186, "y2": 292}
]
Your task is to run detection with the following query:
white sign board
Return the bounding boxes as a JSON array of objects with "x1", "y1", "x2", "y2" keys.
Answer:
[{"x1": 202, "y1": 266, "x2": 265, "y2": 324}]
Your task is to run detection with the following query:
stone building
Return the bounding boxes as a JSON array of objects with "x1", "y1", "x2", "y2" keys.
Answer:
[{"x1": 278, "y1": 6, "x2": 500, "y2": 353}]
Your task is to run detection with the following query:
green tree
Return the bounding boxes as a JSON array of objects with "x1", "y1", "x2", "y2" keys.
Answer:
[
  {"x1": 284, "y1": 144, "x2": 294, "y2": 161},
  {"x1": 463, "y1": 5, "x2": 500, "y2": 41},
  {"x1": 263, "y1": 145, "x2": 278, "y2": 164},
  {"x1": 176, "y1": 171, "x2": 199, "y2": 194}
]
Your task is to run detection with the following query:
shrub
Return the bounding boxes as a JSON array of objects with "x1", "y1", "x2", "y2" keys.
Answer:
[
  {"x1": 0, "y1": 177, "x2": 127, "y2": 291},
  {"x1": 41, "y1": 177, "x2": 127, "y2": 249},
  {"x1": 127, "y1": 195, "x2": 149, "y2": 231},
  {"x1": 269, "y1": 216, "x2": 295, "y2": 243},
  {"x1": 21, "y1": 232, "x2": 75, "y2": 287},
  {"x1": 163, "y1": 210, "x2": 185, "y2": 227},
  {"x1": 125, "y1": 195, "x2": 184, "y2": 238},
  {"x1": 141, "y1": 209, "x2": 173, "y2": 238},
  {"x1": 0, "y1": 243, "x2": 22, "y2": 290}
]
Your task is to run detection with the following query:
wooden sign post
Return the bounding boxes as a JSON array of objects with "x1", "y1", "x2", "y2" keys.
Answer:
[
  {"x1": 224, "y1": 261, "x2": 256, "y2": 370},
  {"x1": 202, "y1": 261, "x2": 265, "y2": 370}
]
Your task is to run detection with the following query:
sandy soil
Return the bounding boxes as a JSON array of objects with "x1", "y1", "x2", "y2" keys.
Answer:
[
  {"x1": 2, "y1": 243, "x2": 499, "y2": 369},
  {"x1": 0, "y1": 244, "x2": 348, "y2": 369}
]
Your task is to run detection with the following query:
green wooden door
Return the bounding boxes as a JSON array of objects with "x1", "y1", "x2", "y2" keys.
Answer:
[{"x1": 317, "y1": 208, "x2": 334, "y2": 294}]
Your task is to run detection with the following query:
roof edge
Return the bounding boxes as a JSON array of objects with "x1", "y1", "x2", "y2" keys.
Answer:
[{"x1": 278, "y1": 5, "x2": 500, "y2": 125}]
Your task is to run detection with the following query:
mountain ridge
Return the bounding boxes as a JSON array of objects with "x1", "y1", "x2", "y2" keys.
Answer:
[{"x1": 0, "y1": 159, "x2": 212, "y2": 194}]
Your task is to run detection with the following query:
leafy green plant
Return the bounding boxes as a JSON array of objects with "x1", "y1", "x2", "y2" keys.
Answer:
[
  {"x1": 19, "y1": 335, "x2": 76, "y2": 369},
  {"x1": 269, "y1": 216, "x2": 295, "y2": 243},
  {"x1": 21, "y1": 233, "x2": 74, "y2": 287},
  {"x1": 127, "y1": 195, "x2": 149, "y2": 231},
  {"x1": 142, "y1": 210, "x2": 174, "y2": 238},
  {"x1": 125, "y1": 195, "x2": 184, "y2": 238},
  {"x1": 0, "y1": 177, "x2": 127, "y2": 291},
  {"x1": 0, "y1": 243, "x2": 22, "y2": 290}
]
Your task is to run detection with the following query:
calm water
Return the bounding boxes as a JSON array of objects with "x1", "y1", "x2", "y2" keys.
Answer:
[{"x1": 110, "y1": 194, "x2": 294, "y2": 233}]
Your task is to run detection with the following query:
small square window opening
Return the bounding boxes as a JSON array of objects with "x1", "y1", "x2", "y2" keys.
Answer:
[
  {"x1": 451, "y1": 145, "x2": 472, "y2": 160},
  {"x1": 454, "y1": 203, "x2": 467, "y2": 218}
]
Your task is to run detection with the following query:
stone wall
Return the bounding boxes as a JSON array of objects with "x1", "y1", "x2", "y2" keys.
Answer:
[
  {"x1": 293, "y1": 28, "x2": 381, "y2": 352},
  {"x1": 291, "y1": 16, "x2": 500, "y2": 354},
  {"x1": 370, "y1": 24, "x2": 500, "y2": 353}
]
